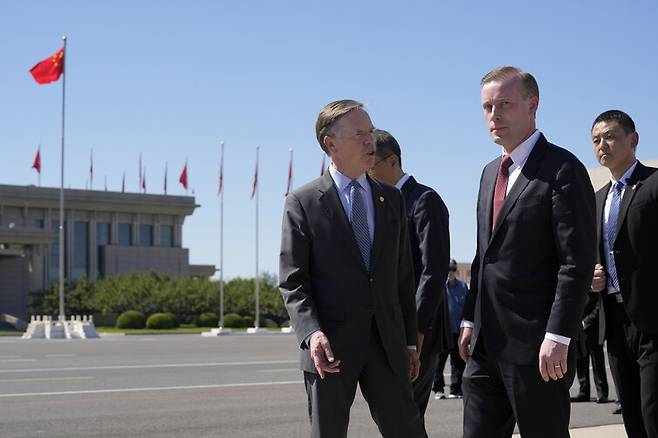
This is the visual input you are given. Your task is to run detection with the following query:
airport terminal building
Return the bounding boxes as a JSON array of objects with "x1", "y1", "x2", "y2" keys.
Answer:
[{"x1": 0, "y1": 184, "x2": 214, "y2": 324}]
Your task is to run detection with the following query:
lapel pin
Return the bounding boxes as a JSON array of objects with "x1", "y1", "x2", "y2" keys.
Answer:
[
  {"x1": 379, "y1": 196, "x2": 384, "y2": 203},
  {"x1": 632, "y1": 184, "x2": 637, "y2": 190}
]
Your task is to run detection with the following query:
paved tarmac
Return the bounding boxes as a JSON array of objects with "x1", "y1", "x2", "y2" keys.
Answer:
[{"x1": 0, "y1": 334, "x2": 625, "y2": 437}]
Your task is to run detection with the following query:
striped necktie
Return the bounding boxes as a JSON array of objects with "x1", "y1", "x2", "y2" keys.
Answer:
[
  {"x1": 349, "y1": 180, "x2": 371, "y2": 270},
  {"x1": 606, "y1": 181, "x2": 624, "y2": 290}
]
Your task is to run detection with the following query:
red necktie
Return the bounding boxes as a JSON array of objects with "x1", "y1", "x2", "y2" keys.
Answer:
[{"x1": 492, "y1": 154, "x2": 514, "y2": 230}]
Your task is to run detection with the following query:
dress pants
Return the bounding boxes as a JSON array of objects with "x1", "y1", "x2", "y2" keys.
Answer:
[
  {"x1": 434, "y1": 333, "x2": 465, "y2": 395},
  {"x1": 413, "y1": 351, "x2": 440, "y2": 438},
  {"x1": 605, "y1": 296, "x2": 658, "y2": 438},
  {"x1": 575, "y1": 330, "x2": 608, "y2": 399},
  {"x1": 303, "y1": 322, "x2": 422, "y2": 438},
  {"x1": 462, "y1": 339, "x2": 574, "y2": 438}
]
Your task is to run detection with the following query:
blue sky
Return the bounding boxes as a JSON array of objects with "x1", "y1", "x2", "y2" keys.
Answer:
[{"x1": 2, "y1": 1, "x2": 657, "y2": 279}]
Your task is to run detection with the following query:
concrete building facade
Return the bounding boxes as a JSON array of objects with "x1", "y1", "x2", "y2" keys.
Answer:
[{"x1": 0, "y1": 184, "x2": 214, "y2": 325}]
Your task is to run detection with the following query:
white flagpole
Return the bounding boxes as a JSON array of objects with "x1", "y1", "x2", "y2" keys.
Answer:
[
  {"x1": 255, "y1": 146, "x2": 260, "y2": 329},
  {"x1": 219, "y1": 141, "x2": 225, "y2": 329},
  {"x1": 58, "y1": 36, "x2": 67, "y2": 322}
]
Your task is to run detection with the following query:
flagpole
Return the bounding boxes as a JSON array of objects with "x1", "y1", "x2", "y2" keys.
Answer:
[
  {"x1": 254, "y1": 146, "x2": 260, "y2": 330},
  {"x1": 58, "y1": 36, "x2": 67, "y2": 322},
  {"x1": 219, "y1": 141, "x2": 225, "y2": 330},
  {"x1": 38, "y1": 145, "x2": 41, "y2": 187},
  {"x1": 90, "y1": 148, "x2": 93, "y2": 190}
]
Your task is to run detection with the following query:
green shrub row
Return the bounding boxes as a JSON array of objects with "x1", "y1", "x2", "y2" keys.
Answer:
[{"x1": 31, "y1": 273, "x2": 288, "y2": 326}]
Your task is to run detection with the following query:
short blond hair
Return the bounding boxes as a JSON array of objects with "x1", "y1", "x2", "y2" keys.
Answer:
[
  {"x1": 481, "y1": 66, "x2": 539, "y2": 100},
  {"x1": 315, "y1": 99, "x2": 364, "y2": 154}
]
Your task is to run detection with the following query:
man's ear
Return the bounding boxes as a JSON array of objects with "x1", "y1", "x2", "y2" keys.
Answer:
[
  {"x1": 323, "y1": 135, "x2": 335, "y2": 155},
  {"x1": 631, "y1": 132, "x2": 639, "y2": 151},
  {"x1": 528, "y1": 95, "x2": 539, "y2": 115}
]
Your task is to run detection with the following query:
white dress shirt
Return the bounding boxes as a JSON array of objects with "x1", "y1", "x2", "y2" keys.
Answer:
[
  {"x1": 462, "y1": 130, "x2": 571, "y2": 346},
  {"x1": 395, "y1": 173, "x2": 411, "y2": 189},
  {"x1": 603, "y1": 160, "x2": 638, "y2": 295},
  {"x1": 329, "y1": 164, "x2": 375, "y2": 242}
]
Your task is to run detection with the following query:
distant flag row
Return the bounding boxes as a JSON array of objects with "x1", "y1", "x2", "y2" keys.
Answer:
[{"x1": 30, "y1": 146, "x2": 326, "y2": 196}]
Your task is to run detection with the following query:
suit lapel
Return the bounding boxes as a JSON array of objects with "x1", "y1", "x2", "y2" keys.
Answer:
[
  {"x1": 490, "y1": 136, "x2": 548, "y2": 241},
  {"x1": 595, "y1": 184, "x2": 609, "y2": 265},
  {"x1": 614, "y1": 163, "x2": 645, "y2": 242},
  {"x1": 368, "y1": 175, "x2": 387, "y2": 273},
  {"x1": 317, "y1": 172, "x2": 368, "y2": 272},
  {"x1": 481, "y1": 160, "x2": 498, "y2": 244}
]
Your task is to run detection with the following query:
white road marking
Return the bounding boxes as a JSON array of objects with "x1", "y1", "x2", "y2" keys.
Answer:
[
  {"x1": 45, "y1": 354, "x2": 78, "y2": 358},
  {"x1": 0, "y1": 380, "x2": 300, "y2": 398},
  {"x1": 0, "y1": 359, "x2": 37, "y2": 363},
  {"x1": 0, "y1": 360, "x2": 298, "y2": 374}
]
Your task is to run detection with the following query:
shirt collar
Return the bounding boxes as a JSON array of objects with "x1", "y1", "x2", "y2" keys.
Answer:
[
  {"x1": 610, "y1": 160, "x2": 638, "y2": 187},
  {"x1": 502, "y1": 129, "x2": 541, "y2": 168},
  {"x1": 395, "y1": 173, "x2": 411, "y2": 189},
  {"x1": 329, "y1": 163, "x2": 368, "y2": 192}
]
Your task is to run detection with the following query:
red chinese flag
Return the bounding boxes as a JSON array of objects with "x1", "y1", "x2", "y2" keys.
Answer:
[
  {"x1": 179, "y1": 163, "x2": 188, "y2": 189},
  {"x1": 32, "y1": 148, "x2": 41, "y2": 173},
  {"x1": 251, "y1": 157, "x2": 258, "y2": 199},
  {"x1": 30, "y1": 49, "x2": 64, "y2": 84}
]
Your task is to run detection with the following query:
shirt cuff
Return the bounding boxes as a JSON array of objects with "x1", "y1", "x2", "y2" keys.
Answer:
[
  {"x1": 305, "y1": 329, "x2": 321, "y2": 348},
  {"x1": 545, "y1": 332, "x2": 570, "y2": 346},
  {"x1": 407, "y1": 345, "x2": 417, "y2": 351},
  {"x1": 460, "y1": 320, "x2": 474, "y2": 329}
]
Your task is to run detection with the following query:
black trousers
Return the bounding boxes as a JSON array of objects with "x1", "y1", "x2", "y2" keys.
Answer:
[
  {"x1": 575, "y1": 330, "x2": 608, "y2": 399},
  {"x1": 605, "y1": 298, "x2": 658, "y2": 438},
  {"x1": 412, "y1": 351, "x2": 440, "y2": 438},
  {"x1": 304, "y1": 323, "x2": 422, "y2": 438},
  {"x1": 462, "y1": 340, "x2": 574, "y2": 438},
  {"x1": 433, "y1": 333, "x2": 465, "y2": 395}
]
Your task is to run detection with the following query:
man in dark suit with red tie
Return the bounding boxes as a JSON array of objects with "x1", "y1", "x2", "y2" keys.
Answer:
[
  {"x1": 458, "y1": 66, "x2": 596, "y2": 438},
  {"x1": 279, "y1": 100, "x2": 423, "y2": 437},
  {"x1": 369, "y1": 129, "x2": 451, "y2": 437},
  {"x1": 590, "y1": 109, "x2": 658, "y2": 438}
]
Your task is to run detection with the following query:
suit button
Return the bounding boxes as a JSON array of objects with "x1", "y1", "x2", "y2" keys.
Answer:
[{"x1": 369, "y1": 277, "x2": 374, "y2": 283}]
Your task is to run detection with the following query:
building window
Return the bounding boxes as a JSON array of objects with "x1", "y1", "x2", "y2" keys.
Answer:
[
  {"x1": 33, "y1": 219, "x2": 44, "y2": 229},
  {"x1": 118, "y1": 223, "x2": 132, "y2": 246},
  {"x1": 48, "y1": 220, "x2": 66, "y2": 285},
  {"x1": 139, "y1": 224, "x2": 153, "y2": 246},
  {"x1": 160, "y1": 225, "x2": 174, "y2": 247},
  {"x1": 72, "y1": 222, "x2": 89, "y2": 282},
  {"x1": 97, "y1": 223, "x2": 111, "y2": 278}
]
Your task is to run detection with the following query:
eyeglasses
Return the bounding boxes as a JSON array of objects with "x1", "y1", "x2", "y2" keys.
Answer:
[{"x1": 371, "y1": 154, "x2": 393, "y2": 168}]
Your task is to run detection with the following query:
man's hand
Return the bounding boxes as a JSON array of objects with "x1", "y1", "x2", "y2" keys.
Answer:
[
  {"x1": 591, "y1": 263, "x2": 606, "y2": 293},
  {"x1": 458, "y1": 327, "x2": 473, "y2": 363},
  {"x1": 408, "y1": 348, "x2": 421, "y2": 382},
  {"x1": 416, "y1": 332, "x2": 425, "y2": 355},
  {"x1": 309, "y1": 331, "x2": 340, "y2": 379},
  {"x1": 538, "y1": 338, "x2": 568, "y2": 382}
]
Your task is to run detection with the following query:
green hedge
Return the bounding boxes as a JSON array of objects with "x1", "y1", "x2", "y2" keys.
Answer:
[
  {"x1": 196, "y1": 312, "x2": 219, "y2": 327},
  {"x1": 31, "y1": 272, "x2": 287, "y2": 326},
  {"x1": 223, "y1": 313, "x2": 244, "y2": 328},
  {"x1": 146, "y1": 312, "x2": 179, "y2": 329},
  {"x1": 116, "y1": 310, "x2": 146, "y2": 329}
]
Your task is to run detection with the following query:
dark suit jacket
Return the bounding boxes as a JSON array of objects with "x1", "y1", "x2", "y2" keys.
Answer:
[
  {"x1": 399, "y1": 176, "x2": 451, "y2": 355},
  {"x1": 463, "y1": 133, "x2": 596, "y2": 364},
  {"x1": 596, "y1": 162, "x2": 658, "y2": 341},
  {"x1": 279, "y1": 171, "x2": 417, "y2": 382}
]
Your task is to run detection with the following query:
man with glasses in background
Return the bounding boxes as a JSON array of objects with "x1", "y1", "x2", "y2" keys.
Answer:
[{"x1": 369, "y1": 129, "x2": 450, "y2": 438}]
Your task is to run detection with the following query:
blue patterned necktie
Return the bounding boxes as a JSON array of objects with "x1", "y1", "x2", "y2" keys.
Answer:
[
  {"x1": 349, "y1": 180, "x2": 371, "y2": 270},
  {"x1": 606, "y1": 181, "x2": 624, "y2": 290}
]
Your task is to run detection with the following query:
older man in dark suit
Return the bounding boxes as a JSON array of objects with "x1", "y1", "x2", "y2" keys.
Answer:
[
  {"x1": 458, "y1": 66, "x2": 596, "y2": 438},
  {"x1": 279, "y1": 100, "x2": 422, "y2": 438},
  {"x1": 590, "y1": 109, "x2": 658, "y2": 438},
  {"x1": 368, "y1": 129, "x2": 450, "y2": 437}
]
